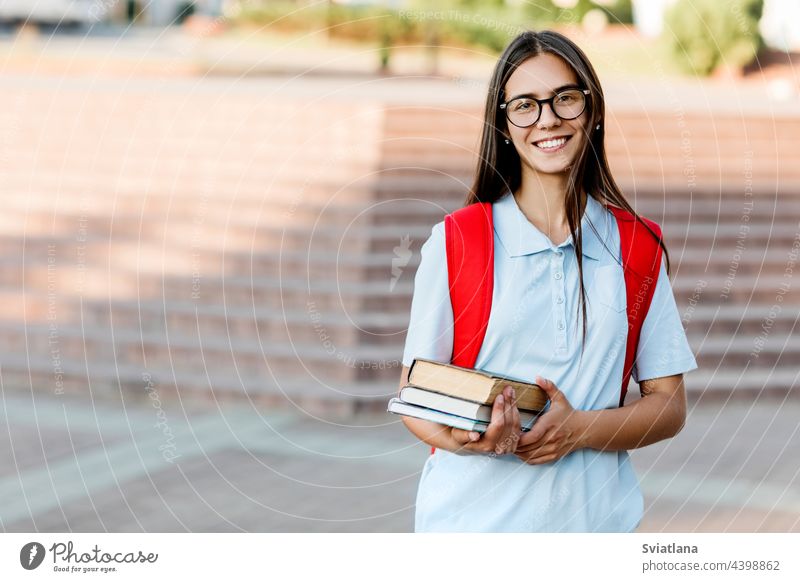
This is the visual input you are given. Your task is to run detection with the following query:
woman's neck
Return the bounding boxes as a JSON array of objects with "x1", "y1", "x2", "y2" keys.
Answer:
[{"x1": 513, "y1": 174, "x2": 586, "y2": 246}]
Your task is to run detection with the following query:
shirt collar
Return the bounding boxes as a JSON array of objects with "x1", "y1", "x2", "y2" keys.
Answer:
[{"x1": 494, "y1": 190, "x2": 607, "y2": 260}]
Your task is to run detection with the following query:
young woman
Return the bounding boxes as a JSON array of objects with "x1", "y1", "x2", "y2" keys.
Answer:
[{"x1": 398, "y1": 29, "x2": 697, "y2": 532}]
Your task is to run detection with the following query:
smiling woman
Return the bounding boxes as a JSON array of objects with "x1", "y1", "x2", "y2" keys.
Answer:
[{"x1": 397, "y1": 29, "x2": 698, "y2": 533}]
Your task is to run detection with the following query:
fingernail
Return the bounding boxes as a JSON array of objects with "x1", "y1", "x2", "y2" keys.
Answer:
[
  {"x1": 510, "y1": 388, "x2": 516, "y2": 399},
  {"x1": 470, "y1": 432, "x2": 480, "y2": 441},
  {"x1": 497, "y1": 395, "x2": 504, "y2": 404}
]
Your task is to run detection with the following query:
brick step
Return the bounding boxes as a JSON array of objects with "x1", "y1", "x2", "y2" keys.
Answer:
[
  {"x1": 0, "y1": 192, "x2": 444, "y2": 224},
  {"x1": 0, "y1": 218, "x2": 379, "y2": 255},
  {"x1": 668, "y1": 250, "x2": 800, "y2": 275},
  {"x1": 3, "y1": 255, "x2": 796, "y2": 308},
  {"x1": 0, "y1": 322, "x2": 400, "y2": 384},
  {"x1": 0, "y1": 286, "x2": 793, "y2": 343},
  {"x1": 0, "y1": 351, "x2": 791, "y2": 410},
  {"x1": 6, "y1": 133, "x2": 378, "y2": 158},
  {"x1": 687, "y1": 337, "x2": 796, "y2": 369},
  {"x1": 632, "y1": 204, "x2": 800, "y2": 221},
  {"x1": 0, "y1": 169, "x2": 377, "y2": 196},
  {"x1": 0, "y1": 290, "x2": 407, "y2": 346},
  {"x1": 0, "y1": 243, "x2": 402, "y2": 284},
  {"x1": 0, "y1": 175, "x2": 380, "y2": 204},
  {"x1": 0, "y1": 355, "x2": 400, "y2": 414},
  {"x1": 0, "y1": 265, "x2": 394, "y2": 310},
  {"x1": 4, "y1": 156, "x2": 375, "y2": 180},
  {"x1": 3, "y1": 217, "x2": 795, "y2": 257},
  {"x1": 0, "y1": 216, "x2": 392, "y2": 263},
  {"x1": 0, "y1": 237, "x2": 795, "y2": 285},
  {"x1": 676, "y1": 368, "x2": 798, "y2": 401},
  {"x1": 1, "y1": 230, "x2": 794, "y2": 281}
]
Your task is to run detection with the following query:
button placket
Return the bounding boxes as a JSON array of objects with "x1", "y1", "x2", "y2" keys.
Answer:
[{"x1": 551, "y1": 250, "x2": 567, "y2": 350}]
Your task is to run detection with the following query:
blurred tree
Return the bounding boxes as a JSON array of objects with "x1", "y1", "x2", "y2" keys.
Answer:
[
  {"x1": 176, "y1": 2, "x2": 196, "y2": 25},
  {"x1": 523, "y1": 0, "x2": 634, "y2": 25},
  {"x1": 663, "y1": 0, "x2": 763, "y2": 76},
  {"x1": 126, "y1": 0, "x2": 142, "y2": 23}
]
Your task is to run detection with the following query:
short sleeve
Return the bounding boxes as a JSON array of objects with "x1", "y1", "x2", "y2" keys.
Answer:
[
  {"x1": 632, "y1": 255, "x2": 698, "y2": 383},
  {"x1": 401, "y1": 221, "x2": 454, "y2": 367}
]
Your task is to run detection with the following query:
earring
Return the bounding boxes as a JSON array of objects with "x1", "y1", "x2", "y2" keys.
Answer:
[
  {"x1": 595, "y1": 123, "x2": 601, "y2": 130},
  {"x1": 504, "y1": 138, "x2": 510, "y2": 144}
]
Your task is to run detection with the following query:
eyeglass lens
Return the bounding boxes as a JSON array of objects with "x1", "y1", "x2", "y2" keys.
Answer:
[{"x1": 506, "y1": 89, "x2": 586, "y2": 127}]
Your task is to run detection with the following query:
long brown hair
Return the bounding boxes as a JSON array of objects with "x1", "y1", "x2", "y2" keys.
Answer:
[{"x1": 465, "y1": 29, "x2": 669, "y2": 352}]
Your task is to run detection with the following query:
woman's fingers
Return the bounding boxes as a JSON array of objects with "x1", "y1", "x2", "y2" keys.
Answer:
[
  {"x1": 509, "y1": 395, "x2": 521, "y2": 453},
  {"x1": 494, "y1": 386, "x2": 519, "y2": 455},
  {"x1": 452, "y1": 387, "x2": 524, "y2": 455},
  {"x1": 450, "y1": 427, "x2": 481, "y2": 448},
  {"x1": 494, "y1": 389, "x2": 510, "y2": 455},
  {"x1": 488, "y1": 391, "x2": 507, "y2": 432}
]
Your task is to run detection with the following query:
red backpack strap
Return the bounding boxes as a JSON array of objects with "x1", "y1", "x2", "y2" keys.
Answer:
[
  {"x1": 608, "y1": 206, "x2": 663, "y2": 406},
  {"x1": 427, "y1": 202, "x2": 494, "y2": 455},
  {"x1": 444, "y1": 202, "x2": 495, "y2": 368}
]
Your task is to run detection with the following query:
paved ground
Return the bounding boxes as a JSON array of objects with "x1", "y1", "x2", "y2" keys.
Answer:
[{"x1": 1, "y1": 389, "x2": 798, "y2": 532}]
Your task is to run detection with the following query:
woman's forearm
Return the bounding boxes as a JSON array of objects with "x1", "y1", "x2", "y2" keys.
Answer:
[{"x1": 577, "y1": 389, "x2": 686, "y2": 452}]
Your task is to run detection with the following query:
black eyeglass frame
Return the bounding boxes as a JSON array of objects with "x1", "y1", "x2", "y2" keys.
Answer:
[{"x1": 499, "y1": 88, "x2": 591, "y2": 128}]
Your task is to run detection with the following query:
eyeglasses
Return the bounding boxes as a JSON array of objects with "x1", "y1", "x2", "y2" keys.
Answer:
[{"x1": 500, "y1": 88, "x2": 590, "y2": 128}]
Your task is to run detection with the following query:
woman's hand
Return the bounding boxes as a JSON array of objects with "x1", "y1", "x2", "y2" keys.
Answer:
[
  {"x1": 450, "y1": 386, "x2": 522, "y2": 456},
  {"x1": 513, "y1": 376, "x2": 588, "y2": 465}
]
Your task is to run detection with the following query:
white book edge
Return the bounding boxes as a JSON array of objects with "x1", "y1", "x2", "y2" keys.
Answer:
[
  {"x1": 387, "y1": 398, "x2": 488, "y2": 432},
  {"x1": 388, "y1": 397, "x2": 536, "y2": 432},
  {"x1": 400, "y1": 386, "x2": 540, "y2": 426}
]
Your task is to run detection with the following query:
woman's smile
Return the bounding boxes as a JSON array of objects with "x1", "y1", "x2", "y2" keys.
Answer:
[{"x1": 532, "y1": 134, "x2": 572, "y2": 152}]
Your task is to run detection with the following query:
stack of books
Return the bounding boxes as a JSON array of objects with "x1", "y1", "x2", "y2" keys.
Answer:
[{"x1": 387, "y1": 358, "x2": 549, "y2": 433}]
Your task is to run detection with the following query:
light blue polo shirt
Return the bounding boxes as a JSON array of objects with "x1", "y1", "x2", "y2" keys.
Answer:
[{"x1": 401, "y1": 190, "x2": 698, "y2": 532}]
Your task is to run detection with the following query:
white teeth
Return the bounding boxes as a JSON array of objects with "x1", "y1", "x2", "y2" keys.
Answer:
[{"x1": 534, "y1": 137, "x2": 567, "y2": 149}]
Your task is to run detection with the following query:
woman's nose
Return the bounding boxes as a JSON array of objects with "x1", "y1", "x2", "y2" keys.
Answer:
[{"x1": 536, "y1": 102, "x2": 562, "y2": 129}]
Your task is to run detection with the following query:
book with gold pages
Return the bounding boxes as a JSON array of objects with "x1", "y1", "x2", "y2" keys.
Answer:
[{"x1": 407, "y1": 358, "x2": 548, "y2": 412}]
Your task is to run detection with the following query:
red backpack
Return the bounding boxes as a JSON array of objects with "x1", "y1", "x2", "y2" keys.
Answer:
[{"x1": 431, "y1": 200, "x2": 663, "y2": 454}]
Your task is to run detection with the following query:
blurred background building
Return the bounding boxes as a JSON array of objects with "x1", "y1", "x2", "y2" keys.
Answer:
[{"x1": 0, "y1": 0, "x2": 225, "y2": 26}]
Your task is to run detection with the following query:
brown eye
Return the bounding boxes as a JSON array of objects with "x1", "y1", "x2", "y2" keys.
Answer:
[{"x1": 512, "y1": 100, "x2": 533, "y2": 111}]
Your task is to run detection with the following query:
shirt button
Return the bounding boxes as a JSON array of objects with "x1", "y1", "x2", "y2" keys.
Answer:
[
  {"x1": 556, "y1": 296, "x2": 564, "y2": 304},
  {"x1": 554, "y1": 272, "x2": 563, "y2": 280},
  {"x1": 555, "y1": 250, "x2": 564, "y2": 256},
  {"x1": 557, "y1": 321, "x2": 565, "y2": 330}
]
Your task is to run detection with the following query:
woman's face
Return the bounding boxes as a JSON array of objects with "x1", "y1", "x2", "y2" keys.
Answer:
[{"x1": 502, "y1": 53, "x2": 590, "y2": 175}]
